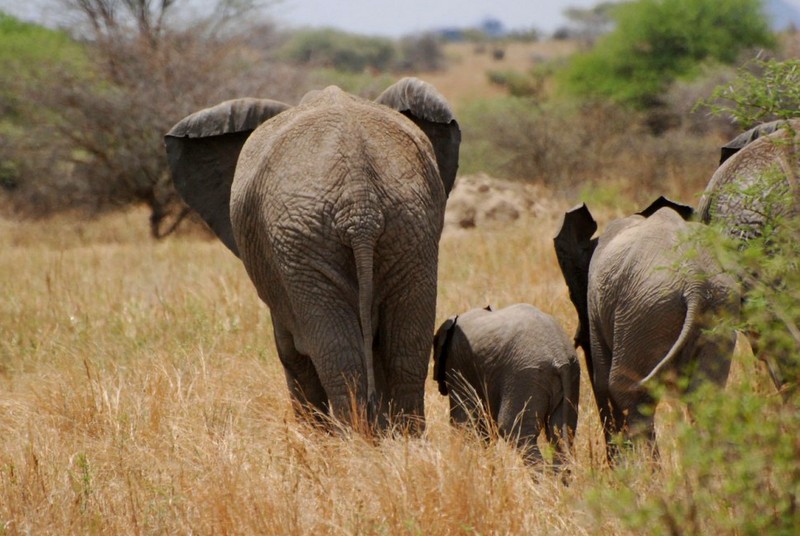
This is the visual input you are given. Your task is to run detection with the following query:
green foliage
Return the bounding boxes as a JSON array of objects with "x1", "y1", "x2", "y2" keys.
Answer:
[
  {"x1": 309, "y1": 69, "x2": 396, "y2": 99},
  {"x1": 456, "y1": 96, "x2": 549, "y2": 180},
  {"x1": 279, "y1": 29, "x2": 446, "y2": 73},
  {"x1": 558, "y1": 0, "x2": 775, "y2": 108},
  {"x1": 588, "y1": 380, "x2": 800, "y2": 534},
  {"x1": 699, "y1": 56, "x2": 800, "y2": 389},
  {"x1": 457, "y1": 94, "x2": 714, "y2": 197},
  {"x1": 708, "y1": 166, "x2": 800, "y2": 390},
  {"x1": 698, "y1": 57, "x2": 800, "y2": 126},
  {"x1": 599, "y1": 60, "x2": 800, "y2": 529},
  {"x1": 0, "y1": 12, "x2": 88, "y2": 117},
  {"x1": 486, "y1": 69, "x2": 544, "y2": 98},
  {"x1": 279, "y1": 28, "x2": 396, "y2": 72},
  {"x1": 0, "y1": 12, "x2": 87, "y2": 73}
]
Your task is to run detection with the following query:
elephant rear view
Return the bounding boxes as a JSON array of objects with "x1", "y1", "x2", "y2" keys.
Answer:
[
  {"x1": 555, "y1": 197, "x2": 739, "y2": 461},
  {"x1": 164, "y1": 78, "x2": 461, "y2": 432},
  {"x1": 699, "y1": 119, "x2": 800, "y2": 397},
  {"x1": 432, "y1": 304, "x2": 580, "y2": 466}
]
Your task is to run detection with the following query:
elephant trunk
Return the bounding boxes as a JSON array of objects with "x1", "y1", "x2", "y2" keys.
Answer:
[{"x1": 639, "y1": 292, "x2": 700, "y2": 386}]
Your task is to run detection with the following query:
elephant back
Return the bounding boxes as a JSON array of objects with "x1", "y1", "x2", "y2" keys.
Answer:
[{"x1": 699, "y1": 121, "x2": 800, "y2": 241}]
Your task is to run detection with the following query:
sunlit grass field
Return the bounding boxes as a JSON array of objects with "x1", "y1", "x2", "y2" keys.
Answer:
[{"x1": 0, "y1": 191, "x2": 782, "y2": 533}]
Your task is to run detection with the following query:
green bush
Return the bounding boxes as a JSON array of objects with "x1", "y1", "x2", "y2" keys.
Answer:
[
  {"x1": 587, "y1": 379, "x2": 799, "y2": 534},
  {"x1": 279, "y1": 29, "x2": 396, "y2": 72},
  {"x1": 0, "y1": 12, "x2": 87, "y2": 87},
  {"x1": 486, "y1": 69, "x2": 544, "y2": 98},
  {"x1": 584, "y1": 52, "x2": 800, "y2": 535},
  {"x1": 699, "y1": 58, "x2": 800, "y2": 386},
  {"x1": 456, "y1": 95, "x2": 716, "y2": 198},
  {"x1": 698, "y1": 57, "x2": 800, "y2": 126},
  {"x1": 309, "y1": 69, "x2": 397, "y2": 99},
  {"x1": 558, "y1": 0, "x2": 775, "y2": 109},
  {"x1": 0, "y1": 13, "x2": 88, "y2": 134}
]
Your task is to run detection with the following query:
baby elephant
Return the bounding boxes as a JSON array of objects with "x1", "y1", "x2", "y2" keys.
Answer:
[{"x1": 432, "y1": 304, "x2": 580, "y2": 465}]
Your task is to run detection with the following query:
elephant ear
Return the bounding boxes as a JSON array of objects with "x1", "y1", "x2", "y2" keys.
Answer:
[
  {"x1": 164, "y1": 98, "x2": 292, "y2": 256},
  {"x1": 637, "y1": 195, "x2": 695, "y2": 221},
  {"x1": 719, "y1": 119, "x2": 790, "y2": 165},
  {"x1": 375, "y1": 77, "x2": 461, "y2": 196},
  {"x1": 432, "y1": 316, "x2": 459, "y2": 396},
  {"x1": 553, "y1": 204, "x2": 598, "y2": 371}
]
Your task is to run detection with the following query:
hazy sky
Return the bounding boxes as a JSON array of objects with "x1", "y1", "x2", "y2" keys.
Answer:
[
  {"x1": 0, "y1": 0, "x2": 613, "y2": 35},
  {"x1": 270, "y1": 0, "x2": 603, "y2": 36},
  {"x1": 4, "y1": 0, "x2": 800, "y2": 37}
]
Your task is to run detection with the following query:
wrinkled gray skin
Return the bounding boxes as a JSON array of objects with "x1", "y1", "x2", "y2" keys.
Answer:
[
  {"x1": 699, "y1": 120, "x2": 800, "y2": 397},
  {"x1": 164, "y1": 78, "x2": 461, "y2": 432},
  {"x1": 555, "y1": 198, "x2": 739, "y2": 461},
  {"x1": 432, "y1": 304, "x2": 580, "y2": 465},
  {"x1": 699, "y1": 119, "x2": 800, "y2": 242}
]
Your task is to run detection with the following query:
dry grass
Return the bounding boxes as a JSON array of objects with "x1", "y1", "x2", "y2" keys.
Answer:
[
  {"x1": 0, "y1": 192, "x2": 772, "y2": 535},
  {"x1": 421, "y1": 40, "x2": 578, "y2": 108}
]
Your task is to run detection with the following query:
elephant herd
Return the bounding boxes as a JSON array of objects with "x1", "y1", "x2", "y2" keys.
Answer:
[{"x1": 164, "y1": 78, "x2": 798, "y2": 466}]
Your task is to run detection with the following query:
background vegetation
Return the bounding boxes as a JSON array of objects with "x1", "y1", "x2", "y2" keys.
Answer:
[
  {"x1": 1, "y1": 0, "x2": 799, "y2": 533},
  {"x1": 558, "y1": 0, "x2": 775, "y2": 108}
]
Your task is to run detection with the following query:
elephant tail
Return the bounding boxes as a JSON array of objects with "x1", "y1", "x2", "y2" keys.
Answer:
[
  {"x1": 639, "y1": 293, "x2": 700, "y2": 386},
  {"x1": 559, "y1": 360, "x2": 580, "y2": 453},
  {"x1": 351, "y1": 234, "x2": 378, "y2": 420}
]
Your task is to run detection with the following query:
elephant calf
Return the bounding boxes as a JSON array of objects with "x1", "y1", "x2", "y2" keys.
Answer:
[
  {"x1": 555, "y1": 197, "x2": 740, "y2": 461},
  {"x1": 432, "y1": 303, "x2": 580, "y2": 465}
]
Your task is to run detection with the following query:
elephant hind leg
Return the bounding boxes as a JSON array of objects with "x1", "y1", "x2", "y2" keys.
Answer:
[
  {"x1": 607, "y1": 388, "x2": 659, "y2": 461},
  {"x1": 375, "y1": 279, "x2": 437, "y2": 435},
  {"x1": 273, "y1": 320, "x2": 330, "y2": 426},
  {"x1": 589, "y1": 332, "x2": 623, "y2": 461},
  {"x1": 545, "y1": 399, "x2": 572, "y2": 466},
  {"x1": 496, "y1": 395, "x2": 544, "y2": 466}
]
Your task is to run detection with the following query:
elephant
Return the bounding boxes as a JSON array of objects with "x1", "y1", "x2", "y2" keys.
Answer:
[
  {"x1": 164, "y1": 77, "x2": 461, "y2": 432},
  {"x1": 699, "y1": 118, "x2": 800, "y2": 242},
  {"x1": 698, "y1": 119, "x2": 800, "y2": 397},
  {"x1": 432, "y1": 304, "x2": 580, "y2": 466},
  {"x1": 555, "y1": 197, "x2": 740, "y2": 460}
]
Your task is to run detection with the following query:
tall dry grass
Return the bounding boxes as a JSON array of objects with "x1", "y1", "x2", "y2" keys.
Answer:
[{"x1": 0, "y1": 194, "x2": 769, "y2": 534}]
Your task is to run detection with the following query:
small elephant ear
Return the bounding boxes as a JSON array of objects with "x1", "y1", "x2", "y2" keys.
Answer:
[
  {"x1": 432, "y1": 315, "x2": 458, "y2": 396},
  {"x1": 164, "y1": 98, "x2": 292, "y2": 256},
  {"x1": 637, "y1": 195, "x2": 695, "y2": 221},
  {"x1": 553, "y1": 204, "x2": 597, "y2": 367},
  {"x1": 719, "y1": 119, "x2": 790, "y2": 165},
  {"x1": 375, "y1": 77, "x2": 461, "y2": 196}
]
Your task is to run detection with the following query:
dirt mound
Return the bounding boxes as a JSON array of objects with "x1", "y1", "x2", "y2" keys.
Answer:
[{"x1": 444, "y1": 173, "x2": 549, "y2": 231}]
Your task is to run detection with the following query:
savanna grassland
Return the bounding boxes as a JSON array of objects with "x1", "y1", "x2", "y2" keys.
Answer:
[
  {"x1": 0, "y1": 198, "x2": 782, "y2": 535},
  {"x1": 0, "y1": 39, "x2": 795, "y2": 534},
  {"x1": 0, "y1": 198, "x2": 621, "y2": 534}
]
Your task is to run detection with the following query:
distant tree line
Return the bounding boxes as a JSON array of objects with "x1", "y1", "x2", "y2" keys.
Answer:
[
  {"x1": 0, "y1": 0, "x2": 446, "y2": 236},
  {"x1": 0, "y1": 0, "x2": 790, "y2": 237}
]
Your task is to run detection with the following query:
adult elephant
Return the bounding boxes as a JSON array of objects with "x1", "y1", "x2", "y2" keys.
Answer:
[
  {"x1": 555, "y1": 197, "x2": 739, "y2": 461},
  {"x1": 699, "y1": 119, "x2": 800, "y2": 241},
  {"x1": 164, "y1": 78, "x2": 461, "y2": 432},
  {"x1": 698, "y1": 119, "x2": 800, "y2": 397}
]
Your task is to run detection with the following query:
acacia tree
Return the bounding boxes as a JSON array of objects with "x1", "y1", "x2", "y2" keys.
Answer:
[
  {"x1": 558, "y1": 0, "x2": 776, "y2": 109},
  {"x1": 7, "y1": 0, "x2": 308, "y2": 237}
]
